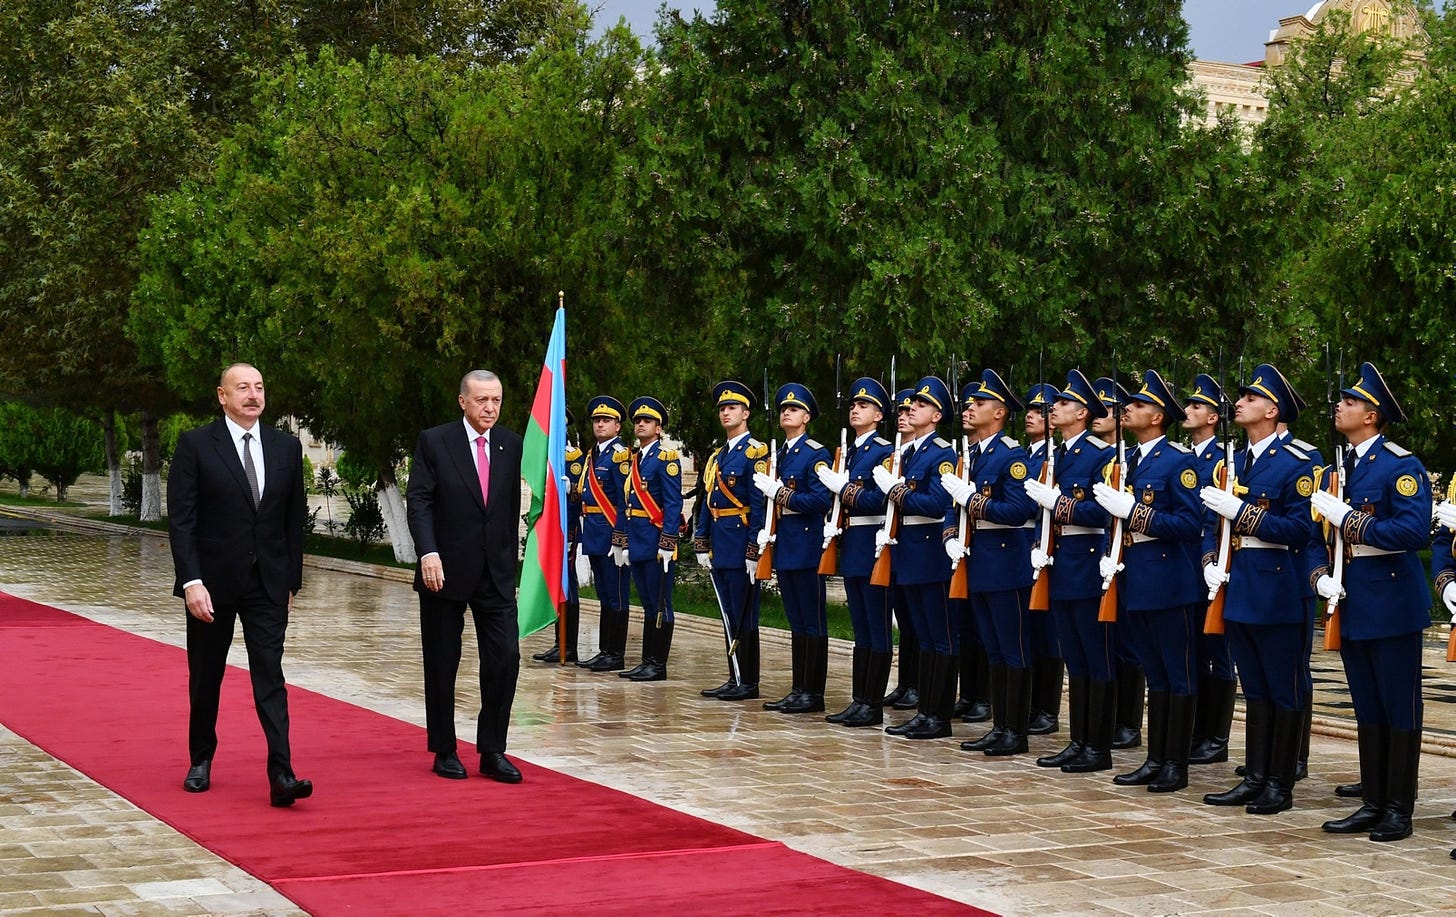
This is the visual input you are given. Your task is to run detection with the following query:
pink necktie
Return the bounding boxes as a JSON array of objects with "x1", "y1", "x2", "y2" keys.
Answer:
[{"x1": 476, "y1": 435, "x2": 491, "y2": 508}]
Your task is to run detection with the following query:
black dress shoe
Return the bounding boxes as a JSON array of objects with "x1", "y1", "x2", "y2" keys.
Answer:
[
  {"x1": 885, "y1": 714, "x2": 928, "y2": 736},
  {"x1": 780, "y1": 693, "x2": 825, "y2": 714},
  {"x1": 1027, "y1": 712, "x2": 1058, "y2": 736},
  {"x1": 577, "y1": 651, "x2": 606, "y2": 668},
  {"x1": 433, "y1": 752, "x2": 468, "y2": 780},
  {"x1": 1188, "y1": 737, "x2": 1229, "y2": 765},
  {"x1": 1062, "y1": 747, "x2": 1113, "y2": 773},
  {"x1": 840, "y1": 703, "x2": 883, "y2": 728},
  {"x1": 717, "y1": 683, "x2": 759, "y2": 701},
  {"x1": 825, "y1": 703, "x2": 857, "y2": 724},
  {"x1": 1112, "y1": 758, "x2": 1163, "y2": 786},
  {"x1": 983, "y1": 731, "x2": 1029, "y2": 757},
  {"x1": 1203, "y1": 778, "x2": 1264, "y2": 806},
  {"x1": 960, "y1": 700, "x2": 991, "y2": 723},
  {"x1": 270, "y1": 775, "x2": 314, "y2": 807},
  {"x1": 701, "y1": 679, "x2": 736, "y2": 698},
  {"x1": 1335, "y1": 781, "x2": 1363, "y2": 798},
  {"x1": 903, "y1": 716, "x2": 952, "y2": 740},
  {"x1": 588, "y1": 654, "x2": 625, "y2": 672},
  {"x1": 628, "y1": 663, "x2": 666, "y2": 682},
  {"x1": 1037, "y1": 742, "x2": 1084, "y2": 768},
  {"x1": 891, "y1": 688, "x2": 920, "y2": 711},
  {"x1": 762, "y1": 690, "x2": 803, "y2": 712},
  {"x1": 1147, "y1": 762, "x2": 1188, "y2": 794},
  {"x1": 481, "y1": 753, "x2": 523, "y2": 784},
  {"x1": 1322, "y1": 803, "x2": 1383, "y2": 833},
  {"x1": 1368, "y1": 805, "x2": 1412, "y2": 842},
  {"x1": 1111, "y1": 726, "x2": 1141, "y2": 749},
  {"x1": 960, "y1": 725, "x2": 1005, "y2": 752},
  {"x1": 619, "y1": 661, "x2": 649, "y2": 678},
  {"x1": 532, "y1": 645, "x2": 565, "y2": 663},
  {"x1": 183, "y1": 761, "x2": 211, "y2": 793},
  {"x1": 879, "y1": 685, "x2": 910, "y2": 708}
]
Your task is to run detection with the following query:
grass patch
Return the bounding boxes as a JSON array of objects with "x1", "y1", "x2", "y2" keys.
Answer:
[{"x1": 0, "y1": 491, "x2": 87, "y2": 508}]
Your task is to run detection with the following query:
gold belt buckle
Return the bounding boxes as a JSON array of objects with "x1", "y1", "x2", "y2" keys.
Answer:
[{"x1": 1121, "y1": 533, "x2": 1134, "y2": 549}]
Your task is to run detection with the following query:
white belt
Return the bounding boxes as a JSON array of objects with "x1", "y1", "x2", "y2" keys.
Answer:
[
  {"x1": 1127, "y1": 532, "x2": 1158, "y2": 544},
  {"x1": 1349, "y1": 544, "x2": 1401, "y2": 559},
  {"x1": 847, "y1": 515, "x2": 886, "y2": 527},
  {"x1": 902, "y1": 515, "x2": 942, "y2": 526},
  {"x1": 976, "y1": 520, "x2": 1026, "y2": 531},
  {"x1": 1059, "y1": 525, "x2": 1106, "y2": 537},
  {"x1": 780, "y1": 508, "x2": 801, "y2": 516},
  {"x1": 1234, "y1": 536, "x2": 1287, "y2": 551}
]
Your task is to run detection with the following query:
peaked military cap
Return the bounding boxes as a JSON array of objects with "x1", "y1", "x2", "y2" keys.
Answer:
[
  {"x1": 895, "y1": 388, "x2": 914, "y2": 412},
  {"x1": 588, "y1": 395, "x2": 626, "y2": 421},
  {"x1": 1059, "y1": 369, "x2": 1108, "y2": 419},
  {"x1": 566, "y1": 406, "x2": 576, "y2": 428},
  {"x1": 712, "y1": 380, "x2": 756, "y2": 410},
  {"x1": 630, "y1": 396, "x2": 668, "y2": 425},
  {"x1": 1184, "y1": 374, "x2": 1223, "y2": 409},
  {"x1": 967, "y1": 368, "x2": 1025, "y2": 411},
  {"x1": 1342, "y1": 361, "x2": 1407, "y2": 423},
  {"x1": 848, "y1": 377, "x2": 890, "y2": 410},
  {"x1": 1129, "y1": 369, "x2": 1186, "y2": 422},
  {"x1": 911, "y1": 376, "x2": 952, "y2": 412},
  {"x1": 1094, "y1": 376, "x2": 1129, "y2": 408},
  {"x1": 1240, "y1": 363, "x2": 1300, "y2": 423},
  {"x1": 775, "y1": 382, "x2": 820, "y2": 421},
  {"x1": 1025, "y1": 383, "x2": 1060, "y2": 411}
]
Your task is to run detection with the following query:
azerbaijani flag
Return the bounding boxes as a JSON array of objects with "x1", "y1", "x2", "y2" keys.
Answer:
[{"x1": 517, "y1": 305, "x2": 568, "y2": 638}]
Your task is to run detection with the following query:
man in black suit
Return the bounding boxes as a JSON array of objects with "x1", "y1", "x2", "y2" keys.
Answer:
[
  {"x1": 407, "y1": 370, "x2": 525, "y2": 783},
  {"x1": 168, "y1": 362, "x2": 312, "y2": 807}
]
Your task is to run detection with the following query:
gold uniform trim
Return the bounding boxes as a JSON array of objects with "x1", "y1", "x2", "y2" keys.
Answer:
[
  {"x1": 938, "y1": 461, "x2": 954, "y2": 475},
  {"x1": 1009, "y1": 461, "x2": 1028, "y2": 481},
  {"x1": 1395, "y1": 474, "x2": 1419, "y2": 497},
  {"x1": 666, "y1": 462, "x2": 680, "y2": 477},
  {"x1": 1296, "y1": 476, "x2": 1315, "y2": 497},
  {"x1": 1180, "y1": 469, "x2": 1198, "y2": 489}
]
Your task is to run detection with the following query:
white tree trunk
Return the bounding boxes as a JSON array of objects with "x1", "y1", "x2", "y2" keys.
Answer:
[
  {"x1": 378, "y1": 481, "x2": 416, "y2": 564},
  {"x1": 103, "y1": 411, "x2": 123, "y2": 516},
  {"x1": 139, "y1": 410, "x2": 163, "y2": 522},
  {"x1": 140, "y1": 473, "x2": 162, "y2": 521}
]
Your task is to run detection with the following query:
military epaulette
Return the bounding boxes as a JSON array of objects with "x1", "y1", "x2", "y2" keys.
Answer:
[
  {"x1": 873, "y1": 436, "x2": 891, "y2": 447},
  {"x1": 932, "y1": 436, "x2": 952, "y2": 449},
  {"x1": 659, "y1": 448, "x2": 680, "y2": 461},
  {"x1": 565, "y1": 445, "x2": 584, "y2": 461},
  {"x1": 1166, "y1": 442, "x2": 1191, "y2": 453},
  {"x1": 1085, "y1": 436, "x2": 1112, "y2": 451},
  {"x1": 1283, "y1": 444, "x2": 1310, "y2": 463},
  {"x1": 745, "y1": 439, "x2": 768, "y2": 459},
  {"x1": 1291, "y1": 437, "x2": 1317, "y2": 453},
  {"x1": 805, "y1": 438, "x2": 824, "y2": 451},
  {"x1": 612, "y1": 447, "x2": 631, "y2": 462},
  {"x1": 1384, "y1": 441, "x2": 1412, "y2": 458},
  {"x1": 1000, "y1": 435, "x2": 1020, "y2": 449}
]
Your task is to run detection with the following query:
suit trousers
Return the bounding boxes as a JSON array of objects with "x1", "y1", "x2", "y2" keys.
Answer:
[
  {"x1": 186, "y1": 567, "x2": 293, "y2": 781},
  {"x1": 1227, "y1": 620, "x2": 1307, "y2": 710},
  {"x1": 1125, "y1": 604, "x2": 1200, "y2": 696},
  {"x1": 419, "y1": 578, "x2": 519, "y2": 755},
  {"x1": 1053, "y1": 596, "x2": 1114, "y2": 680},
  {"x1": 844, "y1": 576, "x2": 893, "y2": 651},
  {"x1": 1341, "y1": 632, "x2": 1424, "y2": 730}
]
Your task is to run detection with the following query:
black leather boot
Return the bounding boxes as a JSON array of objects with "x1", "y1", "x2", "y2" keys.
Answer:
[
  {"x1": 827, "y1": 646, "x2": 868, "y2": 724},
  {"x1": 1246, "y1": 706, "x2": 1302, "y2": 813},
  {"x1": 1369, "y1": 728, "x2": 1420, "y2": 842},
  {"x1": 845, "y1": 651, "x2": 891, "y2": 727},
  {"x1": 961, "y1": 662, "x2": 1008, "y2": 751},
  {"x1": 630, "y1": 620, "x2": 671, "y2": 681},
  {"x1": 718, "y1": 629, "x2": 760, "y2": 700},
  {"x1": 1064, "y1": 678, "x2": 1116, "y2": 773},
  {"x1": 1189, "y1": 676, "x2": 1236, "y2": 765},
  {"x1": 1039, "y1": 675, "x2": 1087, "y2": 767},
  {"x1": 905, "y1": 652, "x2": 954, "y2": 740},
  {"x1": 620, "y1": 612, "x2": 653, "y2": 678},
  {"x1": 985, "y1": 665, "x2": 1032, "y2": 756},
  {"x1": 1205, "y1": 698, "x2": 1272, "y2": 805},
  {"x1": 1112, "y1": 662, "x2": 1145, "y2": 749},
  {"x1": 1028, "y1": 655, "x2": 1064, "y2": 736},
  {"x1": 783, "y1": 635, "x2": 827, "y2": 713},
  {"x1": 588, "y1": 610, "x2": 627, "y2": 672},
  {"x1": 1149, "y1": 693, "x2": 1195, "y2": 792},
  {"x1": 1114, "y1": 690, "x2": 1167, "y2": 786},
  {"x1": 764, "y1": 632, "x2": 806, "y2": 711},
  {"x1": 1323, "y1": 723, "x2": 1387, "y2": 832},
  {"x1": 889, "y1": 630, "x2": 921, "y2": 709}
]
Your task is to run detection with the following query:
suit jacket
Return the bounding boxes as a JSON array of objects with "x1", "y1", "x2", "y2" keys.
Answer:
[
  {"x1": 1047, "y1": 434, "x2": 1115, "y2": 602},
  {"x1": 693, "y1": 435, "x2": 768, "y2": 570},
  {"x1": 1118, "y1": 437, "x2": 1203, "y2": 612},
  {"x1": 889, "y1": 435, "x2": 956, "y2": 586},
  {"x1": 577, "y1": 437, "x2": 629, "y2": 557},
  {"x1": 406, "y1": 421, "x2": 523, "y2": 603},
  {"x1": 612, "y1": 439, "x2": 685, "y2": 563},
  {"x1": 950, "y1": 433, "x2": 1036, "y2": 593},
  {"x1": 770, "y1": 436, "x2": 833, "y2": 572},
  {"x1": 168, "y1": 419, "x2": 306, "y2": 607},
  {"x1": 837, "y1": 434, "x2": 894, "y2": 578}
]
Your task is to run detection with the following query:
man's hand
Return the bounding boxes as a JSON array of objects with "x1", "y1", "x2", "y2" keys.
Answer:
[
  {"x1": 1316, "y1": 574, "x2": 1345, "y2": 602},
  {"x1": 1203, "y1": 563, "x2": 1229, "y2": 593},
  {"x1": 872, "y1": 465, "x2": 904, "y2": 496},
  {"x1": 695, "y1": 551, "x2": 711, "y2": 568},
  {"x1": 1093, "y1": 482, "x2": 1134, "y2": 520},
  {"x1": 1023, "y1": 478, "x2": 1059, "y2": 511},
  {"x1": 756, "y1": 528, "x2": 774, "y2": 551},
  {"x1": 184, "y1": 583, "x2": 215, "y2": 622},
  {"x1": 753, "y1": 472, "x2": 782, "y2": 500},
  {"x1": 1435, "y1": 500, "x2": 1456, "y2": 530},
  {"x1": 658, "y1": 548, "x2": 674, "y2": 569},
  {"x1": 1098, "y1": 555, "x2": 1122, "y2": 582},
  {"x1": 941, "y1": 472, "x2": 973, "y2": 508},
  {"x1": 1030, "y1": 548, "x2": 1051, "y2": 572},
  {"x1": 421, "y1": 554, "x2": 446, "y2": 592},
  {"x1": 822, "y1": 521, "x2": 841, "y2": 543},
  {"x1": 1310, "y1": 490, "x2": 1353, "y2": 527},
  {"x1": 746, "y1": 557, "x2": 758, "y2": 578},
  {"x1": 874, "y1": 528, "x2": 892, "y2": 554},
  {"x1": 611, "y1": 545, "x2": 629, "y2": 567},
  {"x1": 817, "y1": 465, "x2": 849, "y2": 495},
  {"x1": 944, "y1": 539, "x2": 965, "y2": 562},
  {"x1": 1200, "y1": 486, "x2": 1243, "y2": 521},
  {"x1": 1443, "y1": 581, "x2": 1456, "y2": 619}
]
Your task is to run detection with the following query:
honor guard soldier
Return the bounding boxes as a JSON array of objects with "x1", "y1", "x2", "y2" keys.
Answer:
[
  {"x1": 1314, "y1": 362, "x2": 1431, "y2": 842},
  {"x1": 942, "y1": 370, "x2": 1037, "y2": 756},
  {"x1": 1275, "y1": 390, "x2": 1324, "y2": 782},
  {"x1": 571, "y1": 397, "x2": 632, "y2": 672},
  {"x1": 694, "y1": 381, "x2": 768, "y2": 701},
  {"x1": 534, "y1": 408, "x2": 585, "y2": 663},
  {"x1": 817, "y1": 377, "x2": 895, "y2": 726},
  {"x1": 1181, "y1": 375, "x2": 1238, "y2": 765},
  {"x1": 1094, "y1": 377, "x2": 1146, "y2": 751},
  {"x1": 1024, "y1": 370, "x2": 1117, "y2": 772},
  {"x1": 1093, "y1": 370, "x2": 1204, "y2": 793},
  {"x1": 874, "y1": 377, "x2": 958, "y2": 739},
  {"x1": 882, "y1": 388, "x2": 923, "y2": 713},
  {"x1": 1433, "y1": 466, "x2": 1456, "y2": 858},
  {"x1": 755, "y1": 383, "x2": 834, "y2": 713},
  {"x1": 1199, "y1": 365, "x2": 1315, "y2": 815},
  {"x1": 611, "y1": 397, "x2": 683, "y2": 682},
  {"x1": 1023, "y1": 382, "x2": 1067, "y2": 737}
]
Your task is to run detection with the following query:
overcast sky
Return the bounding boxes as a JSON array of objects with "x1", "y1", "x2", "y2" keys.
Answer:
[{"x1": 588, "y1": 1, "x2": 1341, "y2": 64}]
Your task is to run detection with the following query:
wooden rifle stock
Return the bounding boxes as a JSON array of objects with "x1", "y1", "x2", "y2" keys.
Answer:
[
  {"x1": 1097, "y1": 458, "x2": 1123, "y2": 623},
  {"x1": 817, "y1": 440, "x2": 846, "y2": 575},
  {"x1": 1028, "y1": 450, "x2": 1055, "y2": 612},
  {"x1": 754, "y1": 442, "x2": 778, "y2": 581},
  {"x1": 948, "y1": 445, "x2": 972, "y2": 599},
  {"x1": 1323, "y1": 461, "x2": 1343, "y2": 651},
  {"x1": 1204, "y1": 461, "x2": 1233, "y2": 635},
  {"x1": 870, "y1": 432, "x2": 903, "y2": 587},
  {"x1": 870, "y1": 520, "x2": 896, "y2": 587}
]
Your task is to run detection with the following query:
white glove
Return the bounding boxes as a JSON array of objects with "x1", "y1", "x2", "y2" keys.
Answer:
[
  {"x1": 1435, "y1": 500, "x2": 1456, "y2": 530},
  {"x1": 1443, "y1": 581, "x2": 1456, "y2": 619},
  {"x1": 872, "y1": 465, "x2": 904, "y2": 496},
  {"x1": 944, "y1": 539, "x2": 965, "y2": 562},
  {"x1": 1023, "y1": 477, "x2": 1059, "y2": 511},
  {"x1": 874, "y1": 527, "x2": 892, "y2": 554},
  {"x1": 817, "y1": 465, "x2": 849, "y2": 494},
  {"x1": 753, "y1": 472, "x2": 782, "y2": 500},
  {"x1": 1093, "y1": 481, "x2": 1134, "y2": 519},
  {"x1": 1315, "y1": 574, "x2": 1345, "y2": 601},
  {"x1": 1310, "y1": 489, "x2": 1353, "y2": 526},
  {"x1": 1030, "y1": 548, "x2": 1051, "y2": 572},
  {"x1": 822, "y1": 521, "x2": 841, "y2": 543},
  {"x1": 746, "y1": 557, "x2": 759, "y2": 577},
  {"x1": 611, "y1": 545, "x2": 629, "y2": 567},
  {"x1": 756, "y1": 527, "x2": 773, "y2": 550},
  {"x1": 1200, "y1": 485, "x2": 1244, "y2": 521},
  {"x1": 658, "y1": 548, "x2": 674, "y2": 569},
  {"x1": 695, "y1": 552, "x2": 710, "y2": 567},
  {"x1": 1098, "y1": 555, "x2": 1122, "y2": 582},
  {"x1": 940, "y1": 472, "x2": 974, "y2": 507},
  {"x1": 1203, "y1": 564, "x2": 1229, "y2": 592}
]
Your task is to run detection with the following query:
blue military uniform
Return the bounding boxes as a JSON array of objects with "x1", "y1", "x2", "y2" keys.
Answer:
[
  {"x1": 760, "y1": 383, "x2": 834, "y2": 714},
  {"x1": 883, "y1": 388, "x2": 923, "y2": 713},
  {"x1": 1022, "y1": 382, "x2": 1066, "y2": 737},
  {"x1": 1095, "y1": 377, "x2": 1147, "y2": 752},
  {"x1": 611, "y1": 396, "x2": 683, "y2": 682},
  {"x1": 570, "y1": 397, "x2": 633, "y2": 672},
  {"x1": 693, "y1": 380, "x2": 767, "y2": 700},
  {"x1": 1033, "y1": 370, "x2": 1118, "y2": 773},
  {"x1": 823, "y1": 377, "x2": 895, "y2": 727},
  {"x1": 1316, "y1": 363, "x2": 1430, "y2": 842}
]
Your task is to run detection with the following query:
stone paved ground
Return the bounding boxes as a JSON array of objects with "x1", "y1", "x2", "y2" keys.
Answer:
[{"x1": 2, "y1": 517, "x2": 1456, "y2": 915}]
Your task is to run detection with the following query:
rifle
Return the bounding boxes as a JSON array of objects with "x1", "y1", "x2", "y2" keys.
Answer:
[
  {"x1": 1204, "y1": 349, "x2": 1238, "y2": 634},
  {"x1": 1323, "y1": 347, "x2": 1347, "y2": 651},
  {"x1": 819, "y1": 354, "x2": 846, "y2": 574},
  {"x1": 947, "y1": 356, "x2": 974, "y2": 598},
  {"x1": 1029, "y1": 351, "x2": 1054, "y2": 612},
  {"x1": 755, "y1": 370, "x2": 778, "y2": 581},
  {"x1": 870, "y1": 356, "x2": 899, "y2": 587},
  {"x1": 1097, "y1": 355, "x2": 1125, "y2": 623},
  {"x1": 1446, "y1": 472, "x2": 1456, "y2": 662}
]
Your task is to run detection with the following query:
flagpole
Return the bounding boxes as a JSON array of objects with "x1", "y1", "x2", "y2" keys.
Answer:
[{"x1": 557, "y1": 291, "x2": 568, "y2": 664}]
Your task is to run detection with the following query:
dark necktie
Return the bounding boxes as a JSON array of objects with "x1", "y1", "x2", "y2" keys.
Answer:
[
  {"x1": 1054, "y1": 442, "x2": 1066, "y2": 465},
  {"x1": 241, "y1": 432, "x2": 260, "y2": 509},
  {"x1": 901, "y1": 443, "x2": 915, "y2": 466},
  {"x1": 1126, "y1": 447, "x2": 1141, "y2": 481},
  {"x1": 1242, "y1": 449, "x2": 1255, "y2": 477},
  {"x1": 1343, "y1": 448, "x2": 1356, "y2": 483}
]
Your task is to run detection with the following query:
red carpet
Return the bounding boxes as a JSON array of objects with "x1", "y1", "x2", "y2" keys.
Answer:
[{"x1": 0, "y1": 592, "x2": 983, "y2": 914}]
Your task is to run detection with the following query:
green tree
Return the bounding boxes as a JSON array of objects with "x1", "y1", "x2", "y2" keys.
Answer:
[
  {"x1": 30, "y1": 406, "x2": 106, "y2": 501},
  {"x1": 0, "y1": 401, "x2": 42, "y2": 497}
]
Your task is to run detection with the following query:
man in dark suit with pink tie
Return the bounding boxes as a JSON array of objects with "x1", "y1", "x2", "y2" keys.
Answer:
[{"x1": 407, "y1": 370, "x2": 525, "y2": 784}]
